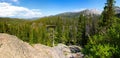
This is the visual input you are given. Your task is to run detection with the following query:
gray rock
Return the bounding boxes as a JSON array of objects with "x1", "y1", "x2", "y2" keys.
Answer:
[
  {"x1": 0, "y1": 33, "x2": 61, "y2": 58},
  {"x1": 0, "y1": 33, "x2": 84, "y2": 58}
]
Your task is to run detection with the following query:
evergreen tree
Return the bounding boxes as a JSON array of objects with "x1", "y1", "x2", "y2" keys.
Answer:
[
  {"x1": 77, "y1": 14, "x2": 85, "y2": 46},
  {"x1": 29, "y1": 26, "x2": 34, "y2": 44},
  {"x1": 102, "y1": 0, "x2": 115, "y2": 26},
  {"x1": 56, "y1": 17, "x2": 63, "y2": 43}
]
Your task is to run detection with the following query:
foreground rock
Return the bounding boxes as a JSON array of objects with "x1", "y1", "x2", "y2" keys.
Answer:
[
  {"x1": 53, "y1": 44, "x2": 84, "y2": 58},
  {"x1": 0, "y1": 33, "x2": 83, "y2": 58}
]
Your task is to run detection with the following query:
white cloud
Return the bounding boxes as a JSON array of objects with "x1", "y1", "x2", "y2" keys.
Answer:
[
  {"x1": 12, "y1": 0, "x2": 18, "y2": 2},
  {"x1": 0, "y1": 2, "x2": 42, "y2": 18}
]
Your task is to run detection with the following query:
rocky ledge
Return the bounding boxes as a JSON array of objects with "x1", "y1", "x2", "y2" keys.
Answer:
[{"x1": 0, "y1": 33, "x2": 83, "y2": 58}]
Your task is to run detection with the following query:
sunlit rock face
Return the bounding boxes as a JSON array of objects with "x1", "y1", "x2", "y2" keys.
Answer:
[
  {"x1": 0, "y1": 33, "x2": 62, "y2": 58},
  {"x1": 0, "y1": 33, "x2": 83, "y2": 58}
]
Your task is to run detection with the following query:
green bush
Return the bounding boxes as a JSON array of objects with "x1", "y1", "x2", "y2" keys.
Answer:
[{"x1": 83, "y1": 35, "x2": 117, "y2": 58}]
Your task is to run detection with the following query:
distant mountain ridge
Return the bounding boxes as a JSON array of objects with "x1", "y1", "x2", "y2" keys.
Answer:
[
  {"x1": 115, "y1": 6, "x2": 120, "y2": 14},
  {"x1": 50, "y1": 7, "x2": 120, "y2": 19},
  {"x1": 55, "y1": 9, "x2": 101, "y2": 19},
  {"x1": 115, "y1": 6, "x2": 120, "y2": 18}
]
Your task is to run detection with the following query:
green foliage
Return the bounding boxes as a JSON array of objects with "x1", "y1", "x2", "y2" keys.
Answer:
[
  {"x1": 83, "y1": 0, "x2": 120, "y2": 56},
  {"x1": 0, "y1": 0, "x2": 120, "y2": 57},
  {"x1": 83, "y1": 35, "x2": 117, "y2": 58},
  {"x1": 0, "y1": 17, "x2": 79, "y2": 46},
  {"x1": 76, "y1": 14, "x2": 88, "y2": 46}
]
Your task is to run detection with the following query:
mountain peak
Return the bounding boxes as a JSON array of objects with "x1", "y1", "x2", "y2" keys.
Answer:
[
  {"x1": 56, "y1": 9, "x2": 101, "y2": 19},
  {"x1": 114, "y1": 6, "x2": 120, "y2": 14},
  {"x1": 80, "y1": 9, "x2": 101, "y2": 15}
]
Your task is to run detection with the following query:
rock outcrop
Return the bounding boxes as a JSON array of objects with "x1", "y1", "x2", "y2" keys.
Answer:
[{"x1": 0, "y1": 33, "x2": 83, "y2": 58}]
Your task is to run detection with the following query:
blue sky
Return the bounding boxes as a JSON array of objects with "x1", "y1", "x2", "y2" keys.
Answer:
[
  {"x1": 0, "y1": 0, "x2": 120, "y2": 18},
  {"x1": 19, "y1": 0, "x2": 106, "y2": 15}
]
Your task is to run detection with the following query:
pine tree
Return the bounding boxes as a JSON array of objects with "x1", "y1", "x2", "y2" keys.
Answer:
[
  {"x1": 56, "y1": 17, "x2": 63, "y2": 43},
  {"x1": 102, "y1": 0, "x2": 115, "y2": 26},
  {"x1": 77, "y1": 14, "x2": 85, "y2": 45},
  {"x1": 29, "y1": 26, "x2": 34, "y2": 44}
]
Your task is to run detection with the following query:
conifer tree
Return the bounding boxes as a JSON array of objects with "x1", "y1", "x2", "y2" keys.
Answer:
[
  {"x1": 29, "y1": 26, "x2": 34, "y2": 44},
  {"x1": 102, "y1": 0, "x2": 115, "y2": 26},
  {"x1": 77, "y1": 14, "x2": 85, "y2": 45},
  {"x1": 56, "y1": 17, "x2": 63, "y2": 43}
]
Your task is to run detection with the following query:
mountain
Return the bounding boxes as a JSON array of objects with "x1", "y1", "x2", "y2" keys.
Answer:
[
  {"x1": 55, "y1": 9, "x2": 101, "y2": 19},
  {"x1": 40, "y1": 8, "x2": 120, "y2": 20},
  {"x1": 115, "y1": 6, "x2": 120, "y2": 18},
  {"x1": 115, "y1": 6, "x2": 120, "y2": 14},
  {"x1": 34, "y1": 9, "x2": 102, "y2": 24}
]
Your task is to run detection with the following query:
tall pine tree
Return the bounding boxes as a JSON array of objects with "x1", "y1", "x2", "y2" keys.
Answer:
[
  {"x1": 102, "y1": 0, "x2": 115, "y2": 26},
  {"x1": 77, "y1": 14, "x2": 86, "y2": 46}
]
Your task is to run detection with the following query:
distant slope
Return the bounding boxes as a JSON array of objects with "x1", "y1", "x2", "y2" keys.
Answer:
[
  {"x1": 0, "y1": 17, "x2": 31, "y2": 24},
  {"x1": 55, "y1": 9, "x2": 101, "y2": 19},
  {"x1": 34, "y1": 9, "x2": 101, "y2": 23},
  {"x1": 0, "y1": 17, "x2": 28, "y2": 22}
]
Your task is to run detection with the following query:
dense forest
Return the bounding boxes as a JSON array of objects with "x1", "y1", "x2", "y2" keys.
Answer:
[{"x1": 0, "y1": 0, "x2": 120, "y2": 57}]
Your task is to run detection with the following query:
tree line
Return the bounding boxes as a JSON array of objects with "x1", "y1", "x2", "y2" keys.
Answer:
[{"x1": 0, "y1": 0, "x2": 120, "y2": 57}]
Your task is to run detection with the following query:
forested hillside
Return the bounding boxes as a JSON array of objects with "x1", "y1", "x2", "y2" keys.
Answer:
[{"x1": 0, "y1": 0, "x2": 120, "y2": 57}]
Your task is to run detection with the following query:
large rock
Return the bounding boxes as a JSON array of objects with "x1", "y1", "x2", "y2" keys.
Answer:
[
  {"x1": 53, "y1": 44, "x2": 84, "y2": 58},
  {"x1": 0, "y1": 33, "x2": 83, "y2": 58},
  {"x1": 0, "y1": 33, "x2": 63, "y2": 58}
]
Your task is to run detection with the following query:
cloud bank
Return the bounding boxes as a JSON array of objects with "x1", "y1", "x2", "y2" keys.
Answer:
[
  {"x1": 0, "y1": 0, "x2": 19, "y2": 3},
  {"x1": 0, "y1": 2, "x2": 42, "y2": 18}
]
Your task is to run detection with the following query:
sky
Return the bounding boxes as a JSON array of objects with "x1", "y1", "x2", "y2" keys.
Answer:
[{"x1": 0, "y1": 0, "x2": 120, "y2": 18}]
